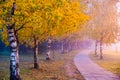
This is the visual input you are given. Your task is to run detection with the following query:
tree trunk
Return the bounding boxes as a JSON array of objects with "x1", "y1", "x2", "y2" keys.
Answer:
[
  {"x1": 52, "y1": 42, "x2": 55, "y2": 60},
  {"x1": 52, "y1": 49, "x2": 55, "y2": 60},
  {"x1": 46, "y1": 39, "x2": 51, "y2": 60},
  {"x1": 7, "y1": 24, "x2": 21, "y2": 80},
  {"x1": 66, "y1": 40, "x2": 69, "y2": 53},
  {"x1": 15, "y1": 31, "x2": 20, "y2": 71},
  {"x1": 100, "y1": 33, "x2": 103, "y2": 59},
  {"x1": 68, "y1": 41, "x2": 71, "y2": 52},
  {"x1": 61, "y1": 40, "x2": 64, "y2": 54},
  {"x1": 95, "y1": 40, "x2": 98, "y2": 57},
  {"x1": 33, "y1": 37, "x2": 39, "y2": 69},
  {"x1": 70, "y1": 42, "x2": 73, "y2": 51}
]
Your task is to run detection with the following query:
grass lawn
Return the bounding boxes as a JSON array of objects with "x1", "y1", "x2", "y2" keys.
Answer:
[
  {"x1": 0, "y1": 50, "x2": 84, "y2": 80},
  {"x1": 90, "y1": 50, "x2": 120, "y2": 76}
]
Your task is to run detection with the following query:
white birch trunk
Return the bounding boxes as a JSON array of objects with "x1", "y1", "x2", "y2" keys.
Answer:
[{"x1": 7, "y1": 24, "x2": 21, "y2": 80}]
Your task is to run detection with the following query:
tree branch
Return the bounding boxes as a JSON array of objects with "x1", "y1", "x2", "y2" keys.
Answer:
[{"x1": 15, "y1": 23, "x2": 25, "y2": 32}]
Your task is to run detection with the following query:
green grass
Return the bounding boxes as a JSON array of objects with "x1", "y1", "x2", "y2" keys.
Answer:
[
  {"x1": 0, "y1": 51, "x2": 10, "y2": 56},
  {"x1": 0, "y1": 50, "x2": 84, "y2": 80},
  {"x1": 90, "y1": 50, "x2": 120, "y2": 76}
]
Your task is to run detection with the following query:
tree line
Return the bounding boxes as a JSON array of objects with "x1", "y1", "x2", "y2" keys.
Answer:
[{"x1": 0, "y1": 0, "x2": 89, "y2": 80}]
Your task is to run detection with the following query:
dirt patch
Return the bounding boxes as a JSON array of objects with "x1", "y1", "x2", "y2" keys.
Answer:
[
  {"x1": 65, "y1": 60, "x2": 85, "y2": 80},
  {"x1": 65, "y1": 61, "x2": 75, "y2": 77},
  {"x1": 64, "y1": 50, "x2": 85, "y2": 80}
]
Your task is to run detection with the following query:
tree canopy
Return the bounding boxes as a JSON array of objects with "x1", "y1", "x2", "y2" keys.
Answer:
[{"x1": 0, "y1": 0, "x2": 89, "y2": 47}]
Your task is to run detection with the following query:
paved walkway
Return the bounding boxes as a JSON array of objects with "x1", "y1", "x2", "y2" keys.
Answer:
[{"x1": 74, "y1": 49, "x2": 120, "y2": 80}]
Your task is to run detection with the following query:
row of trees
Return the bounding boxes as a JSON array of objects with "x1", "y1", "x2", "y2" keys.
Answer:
[
  {"x1": 81, "y1": 0, "x2": 118, "y2": 59},
  {"x1": 0, "y1": 0, "x2": 89, "y2": 80}
]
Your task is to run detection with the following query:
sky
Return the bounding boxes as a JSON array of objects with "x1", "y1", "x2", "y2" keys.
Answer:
[{"x1": 116, "y1": 1, "x2": 120, "y2": 13}]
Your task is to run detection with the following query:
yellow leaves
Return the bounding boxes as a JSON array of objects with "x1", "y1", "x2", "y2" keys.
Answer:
[
  {"x1": 0, "y1": 20, "x2": 5, "y2": 26},
  {"x1": 71, "y1": 1, "x2": 80, "y2": 9},
  {"x1": 1, "y1": 27, "x2": 9, "y2": 46},
  {"x1": 23, "y1": 12, "x2": 29, "y2": 17},
  {"x1": 0, "y1": 0, "x2": 89, "y2": 46},
  {"x1": 87, "y1": 1, "x2": 117, "y2": 45}
]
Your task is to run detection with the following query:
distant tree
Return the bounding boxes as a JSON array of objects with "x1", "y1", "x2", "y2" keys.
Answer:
[{"x1": 88, "y1": 0, "x2": 118, "y2": 59}]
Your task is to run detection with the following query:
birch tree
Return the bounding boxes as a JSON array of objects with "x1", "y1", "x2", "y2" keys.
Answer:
[{"x1": 89, "y1": 0, "x2": 118, "y2": 59}]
